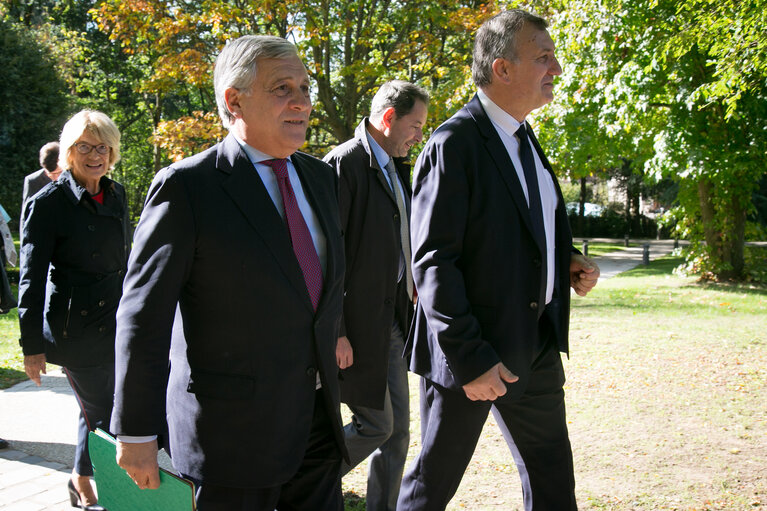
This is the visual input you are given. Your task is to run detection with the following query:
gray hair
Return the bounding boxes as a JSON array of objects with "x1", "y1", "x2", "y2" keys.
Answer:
[
  {"x1": 59, "y1": 110, "x2": 121, "y2": 171},
  {"x1": 214, "y1": 35, "x2": 300, "y2": 129},
  {"x1": 370, "y1": 80, "x2": 430, "y2": 121},
  {"x1": 471, "y1": 9, "x2": 548, "y2": 88}
]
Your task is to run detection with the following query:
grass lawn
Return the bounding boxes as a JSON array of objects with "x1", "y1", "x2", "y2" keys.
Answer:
[
  {"x1": 0, "y1": 281, "x2": 26, "y2": 389},
  {"x1": 342, "y1": 256, "x2": 767, "y2": 510},
  {"x1": 579, "y1": 241, "x2": 635, "y2": 258}
]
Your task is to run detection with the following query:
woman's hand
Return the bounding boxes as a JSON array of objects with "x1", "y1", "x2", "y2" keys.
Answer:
[{"x1": 24, "y1": 354, "x2": 47, "y2": 386}]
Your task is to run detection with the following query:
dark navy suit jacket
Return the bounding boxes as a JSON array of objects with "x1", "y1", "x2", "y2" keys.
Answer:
[
  {"x1": 111, "y1": 134, "x2": 346, "y2": 487},
  {"x1": 406, "y1": 95, "x2": 574, "y2": 400},
  {"x1": 324, "y1": 119, "x2": 413, "y2": 409}
]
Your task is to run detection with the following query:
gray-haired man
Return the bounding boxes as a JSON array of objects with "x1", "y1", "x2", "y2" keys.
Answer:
[{"x1": 112, "y1": 35, "x2": 347, "y2": 510}]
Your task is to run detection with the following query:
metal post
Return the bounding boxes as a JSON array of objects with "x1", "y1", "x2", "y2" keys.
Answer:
[
  {"x1": 674, "y1": 238, "x2": 679, "y2": 249},
  {"x1": 624, "y1": 234, "x2": 630, "y2": 247},
  {"x1": 582, "y1": 239, "x2": 588, "y2": 257},
  {"x1": 643, "y1": 243, "x2": 650, "y2": 265}
]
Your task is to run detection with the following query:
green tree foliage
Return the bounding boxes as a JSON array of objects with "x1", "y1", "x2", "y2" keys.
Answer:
[
  {"x1": 538, "y1": 0, "x2": 767, "y2": 280},
  {"x1": 0, "y1": 16, "x2": 70, "y2": 226}
]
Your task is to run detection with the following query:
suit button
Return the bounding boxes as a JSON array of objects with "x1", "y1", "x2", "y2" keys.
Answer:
[
  {"x1": 529, "y1": 301, "x2": 539, "y2": 310},
  {"x1": 88, "y1": 225, "x2": 96, "y2": 232},
  {"x1": 80, "y1": 310, "x2": 88, "y2": 316},
  {"x1": 384, "y1": 298, "x2": 393, "y2": 305},
  {"x1": 98, "y1": 325, "x2": 106, "y2": 333},
  {"x1": 306, "y1": 367, "x2": 316, "y2": 377},
  {"x1": 533, "y1": 257, "x2": 541, "y2": 267},
  {"x1": 98, "y1": 300, "x2": 106, "y2": 307},
  {"x1": 393, "y1": 213, "x2": 399, "y2": 222},
  {"x1": 91, "y1": 252, "x2": 100, "y2": 259}
]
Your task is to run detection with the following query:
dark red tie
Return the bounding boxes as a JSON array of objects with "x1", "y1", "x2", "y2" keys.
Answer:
[{"x1": 262, "y1": 159, "x2": 324, "y2": 311}]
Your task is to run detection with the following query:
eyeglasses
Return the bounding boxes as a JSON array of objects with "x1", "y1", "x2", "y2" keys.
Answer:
[{"x1": 74, "y1": 142, "x2": 110, "y2": 155}]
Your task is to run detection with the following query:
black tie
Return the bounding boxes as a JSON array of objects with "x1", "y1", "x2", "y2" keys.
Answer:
[{"x1": 516, "y1": 124, "x2": 547, "y2": 314}]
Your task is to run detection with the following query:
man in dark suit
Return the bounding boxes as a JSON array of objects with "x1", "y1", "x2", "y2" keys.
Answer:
[
  {"x1": 324, "y1": 80, "x2": 428, "y2": 510},
  {"x1": 397, "y1": 10, "x2": 600, "y2": 511},
  {"x1": 21, "y1": 142, "x2": 62, "y2": 228},
  {"x1": 111, "y1": 35, "x2": 347, "y2": 510}
]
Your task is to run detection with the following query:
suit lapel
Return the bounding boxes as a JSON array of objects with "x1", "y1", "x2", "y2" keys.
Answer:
[
  {"x1": 466, "y1": 96, "x2": 538, "y2": 247},
  {"x1": 356, "y1": 120, "x2": 398, "y2": 206},
  {"x1": 217, "y1": 135, "x2": 314, "y2": 312}
]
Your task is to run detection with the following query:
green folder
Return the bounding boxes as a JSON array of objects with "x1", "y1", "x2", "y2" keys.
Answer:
[{"x1": 88, "y1": 429, "x2": 196, "y2": 511}]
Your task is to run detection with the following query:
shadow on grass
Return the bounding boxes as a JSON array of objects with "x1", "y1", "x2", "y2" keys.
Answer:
[
  {"x1": 0, "y1": 367, "x2": 27, "y2": 389},
  {"x1": 343, "y1": 491, "x2": 366, "y2": 511}
]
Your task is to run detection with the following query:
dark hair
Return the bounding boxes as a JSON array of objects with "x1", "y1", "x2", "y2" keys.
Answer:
[
  {"x1": 39, "y1": 142, "x2": 60, "y2": 172},
  {"x1": 370, "y1": 80, "x2": 430, "y2": 121},
  {"x1": 471, "y1": 9, "x2": 548, "y2": 87}
]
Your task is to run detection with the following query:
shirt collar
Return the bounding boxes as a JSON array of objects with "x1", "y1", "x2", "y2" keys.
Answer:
[
  {"x1": 476, "y1": 89, "x2": 525, "y2": 139},
  {"x1": 232, "y1": 133, "x2": 292, "y2": 165},
  {"x1": 365, "y1": 128, "x2": 391, "y2": 171}
]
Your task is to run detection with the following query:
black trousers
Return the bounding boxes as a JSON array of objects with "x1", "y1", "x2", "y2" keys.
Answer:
[
  {"x1": 64, "y1": 364, "x2": 115, "y2": 476},
  {"x1": 397, "y1": 340, "x2": 576, "y2": 511},
  {"x1": 190, "y1": 391, "x2": 343, "y2": 511}
]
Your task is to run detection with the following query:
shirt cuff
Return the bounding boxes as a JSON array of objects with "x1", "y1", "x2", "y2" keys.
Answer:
[{"x1": 117, "y1": 435, "x2": 158, "y2": 444}]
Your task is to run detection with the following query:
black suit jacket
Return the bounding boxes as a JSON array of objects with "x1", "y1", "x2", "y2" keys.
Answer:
[
  {"x1": 21, "y1": 169, "x2": 54, "y2": 227},
  {"x1": 111, "y1": 134, "x2": 346, "y2": 487},
  {"x1": 323, "y1": 119, "x2": 413, "y2": 409},
  {"x1": 18, "y1": 170, "x2": 129, "y2": 368},
  {"x1": 406, "y1": 95, "x2": 574, "y2": 400}
]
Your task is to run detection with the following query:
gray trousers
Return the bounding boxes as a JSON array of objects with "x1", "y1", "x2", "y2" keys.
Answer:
[{"x1": 342, "y1": 321, "x2": 410, "y2": 511}]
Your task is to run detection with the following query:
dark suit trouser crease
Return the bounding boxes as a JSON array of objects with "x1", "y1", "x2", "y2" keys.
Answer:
[
  {"x1": 189, "y1": 390, "x2": 343, "y2": 511},
  {"x1": 63, "y1": 364, "x2": 115, "y2": 477},
  {"x1": 397, "y1": 339, "x2": 576, "y2": 511}
]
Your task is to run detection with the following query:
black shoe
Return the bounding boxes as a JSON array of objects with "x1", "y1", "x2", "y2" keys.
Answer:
[
  {"x1": 0, "y1": 438, "x2": 8, "y2": 449},
  {"x1": 67, "y1": 479, "x2": 107, "y2": 511}
]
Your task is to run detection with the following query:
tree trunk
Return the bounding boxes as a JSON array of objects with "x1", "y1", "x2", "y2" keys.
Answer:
[
  {"x1": 725, "y1": 194, "x2": 747, "y2": 279},
  {"x1": 579, "y1": 177, "x2": 587, "y2": 234},
  {"x1": 697, "y1": 177, "x2": 725, "y2": 274}
]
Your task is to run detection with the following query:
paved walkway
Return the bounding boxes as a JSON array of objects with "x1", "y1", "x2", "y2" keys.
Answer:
[{"x1": 0, "y1": 238, "x2": 680, "y2": 509}]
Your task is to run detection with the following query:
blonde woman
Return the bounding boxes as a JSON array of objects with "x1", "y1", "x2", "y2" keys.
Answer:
[{"x1": 18, "y1": 110, "x2": 129, "y2": 510}]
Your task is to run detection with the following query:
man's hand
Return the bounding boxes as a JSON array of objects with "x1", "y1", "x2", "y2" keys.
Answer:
[
  {"x1": 336, "y1": 336, "x2": 353, "y2": 369},
  {"x1": 570, "y1": 253, "x2": 600, "y2": 296},
  {"x1": 462, "y1": 362, "x2": 519, "y2": 401},
  {"x1": 24, "y1": 354, "x2": 47, "y2": 386},
  {"x1": 116, "y1": 439, "x2": 161, "y2": 490}
]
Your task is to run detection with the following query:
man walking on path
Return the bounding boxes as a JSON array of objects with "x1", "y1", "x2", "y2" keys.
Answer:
[
  {"x1": 324, "y1": 80, "x2": 428, "y2": 510},
  {"x1": 398, "y1": 9, "x2": 599, "y2": 510},
  {"x1": 111, "y1": 35, "x2": 347, "y2": 510}
]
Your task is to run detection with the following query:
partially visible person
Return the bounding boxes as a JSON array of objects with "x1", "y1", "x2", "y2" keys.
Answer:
[
  {"x1": 1, "y1": 202, "x2": 18, "y2": 452},
  {"x1": 0, "y1": 201, "x2": 17, "y2": 313},
  {"x1": 397, "y1": 9, "x2": 599, "y2": 510},
  {"x1": 18, "y1": 110, "x2": 129, "y2": 511},
  {"x1": 21, "y1": 142, "x2": 63, "y2": 227},
  {"x1": 323, "y1": 80, "x2": 428, "y2": 511},
  {"x1": 111, "y1": 35, "x2": 346, "y2": 510}
]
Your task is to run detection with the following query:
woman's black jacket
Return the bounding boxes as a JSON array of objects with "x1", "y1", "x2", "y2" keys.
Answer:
[{"x1": 18, "y1": 170, "x2": 130, "y2": 368}]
